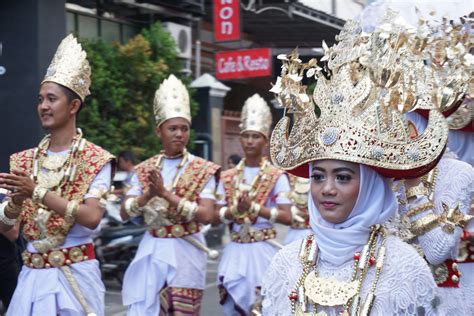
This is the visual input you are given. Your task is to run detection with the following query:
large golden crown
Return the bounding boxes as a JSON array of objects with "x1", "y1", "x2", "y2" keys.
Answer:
[
  {"x1": 270, "y1": 12, "x2": 471, "y2": 178},
  {"x1": 154, "y1": 74, "x2": 191, "y2": 127},
  {"x1": 240, "y1": 94, "x2": 273, "y2": 138},
  {"x1": 42, "y1": 34, "x2": 91, "y2": 102}
]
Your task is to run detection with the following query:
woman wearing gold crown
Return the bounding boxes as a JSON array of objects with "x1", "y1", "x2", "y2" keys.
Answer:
[
  {"x1": 120, "y1": 74, "x2": 220, "y2": 315},
  {"x1": 213, "y1": 94, "x2": 292, "y2": 315},
  {"x1": 261, "y1": 14, "x2": 452, "y2": 315},
  {"x1": 0, "y1": 34, "x2": 114, "y2": 316}
]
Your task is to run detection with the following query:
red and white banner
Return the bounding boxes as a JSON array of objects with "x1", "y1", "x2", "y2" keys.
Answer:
[
  {"x1": 216, "y1": 48, "x2": 272, "y2": 80},
  {"x1": 214, "y1": 0, "x2": 240, "y2": 42}
]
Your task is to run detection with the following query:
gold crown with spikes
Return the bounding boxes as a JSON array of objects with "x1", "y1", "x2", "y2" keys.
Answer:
[
  {"x1": 153, "y1": 74, "x2": 191, "y2": 128},
  {"x1": 42, "y1": 34, "x2": 91, "y2": 102},
  {"x1": 240, "y1": 94, "x2": 273, "y2": 138},
  {"x1": 269, "y1": 11, "x2": 473, "y2": 178}
]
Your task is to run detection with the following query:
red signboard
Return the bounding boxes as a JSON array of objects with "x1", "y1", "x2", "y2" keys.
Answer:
[
  {"x1": 214, "y1": 0, "x2": 240, "y2": 42},
  {"x1": 216, "y1": 48, "x2": 272, "y2": 80}
]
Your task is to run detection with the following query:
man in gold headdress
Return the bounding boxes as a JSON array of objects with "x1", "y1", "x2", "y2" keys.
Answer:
[
  {"x1": 214, "y1": 93, "x2": 292, "y2": 315},
  {"x1": 120, "y1": 74, "x2": 220, "y2": 315},
  {"x1": 0, "y1": 34, "x2": 114, "y2": 316}
]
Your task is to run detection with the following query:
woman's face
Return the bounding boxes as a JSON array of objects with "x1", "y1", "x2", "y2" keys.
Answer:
[{"x1": 310, "y1": 160, "x2": 360, "y2": 224}]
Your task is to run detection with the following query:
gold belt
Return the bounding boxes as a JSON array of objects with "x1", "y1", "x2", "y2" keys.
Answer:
[
  {"x1": 149, "y1": 221, "x2": 200, "y2": 238},
  {"x1": 231, "y1": 228, "x2": 277, "y2": 243},
  {"x1": 22, "y1": 243, "x2": 95, "y2": 269}
]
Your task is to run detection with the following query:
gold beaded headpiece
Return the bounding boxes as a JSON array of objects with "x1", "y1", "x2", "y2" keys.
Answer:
[
  {"x1": 270, "y1": 12, "x2": 472, "y2": 178},
  {"x1": 240, "y1": 94, "x2": 273, "y2": 138},
  {"x1": 41, "y1": 34, "x2": 91, "y2": 102},
  {"x1": 154, "y1": 74, "x2": 191, "y2": 128}
]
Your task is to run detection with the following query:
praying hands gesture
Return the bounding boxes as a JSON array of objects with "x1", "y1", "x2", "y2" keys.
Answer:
[{"x1": 147, "y1": 170, "x2": 167, "y2": 199}]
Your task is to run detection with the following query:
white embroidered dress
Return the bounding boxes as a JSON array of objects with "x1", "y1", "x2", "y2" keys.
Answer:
[
  {"x1": 262, "y1": 236, "x2": 438, "y2": 316},
  {"x1": 398, "y1": 156, "x2": 474, "y2": 315}
]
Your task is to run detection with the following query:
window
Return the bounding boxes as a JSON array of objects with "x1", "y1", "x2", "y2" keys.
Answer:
[
  {"x1": 78, "y1": 15, "x2": 99, "y2": 39},
  {"x1": 101, "y1": 20, "x2": 120, "y2": 43}
]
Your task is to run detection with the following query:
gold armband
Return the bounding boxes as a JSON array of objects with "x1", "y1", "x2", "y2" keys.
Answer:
[
  {"x1": 407, "y1": 202, "x2": 434, "y2": 218},
  {"x1": 410, "y1": 214, "x2": 440, "y2": 236},
  {"x1": 65, "y1": 200, "x2": 79, "y2": 226}
]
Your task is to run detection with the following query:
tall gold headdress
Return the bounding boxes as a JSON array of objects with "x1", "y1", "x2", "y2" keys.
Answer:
[
  {"x1": 240, "y1": 94, "x2": 273, "y2": 138},
  {"x1": 270, "y1": 11, "x2": 471, "y2": 178},
  {"x1": 154, "y1": 74, "x2": 191, "y2": 127},
  {"x1": 413, "y1": 14, "x2": 473, "y2": 132},
  {"x1": 42, "y1": 34, "x2": 91, "y2": 102}
]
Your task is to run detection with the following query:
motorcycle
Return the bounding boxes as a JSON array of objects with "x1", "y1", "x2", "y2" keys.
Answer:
[{"x1": 94, "y1": 172, "x2": 146, "y2": 285}]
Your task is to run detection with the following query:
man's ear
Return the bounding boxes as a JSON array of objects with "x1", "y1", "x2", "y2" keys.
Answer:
[
  {"x1": 155, "y1": 127, "x2": 162, "y2": 139},
  {"x1": 69, "y1": 99, "x2": 82, "y2": 115}
]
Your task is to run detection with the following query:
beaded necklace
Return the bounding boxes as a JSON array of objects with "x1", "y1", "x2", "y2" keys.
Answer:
[{"x1": 289, "y1": 225, "x2": 387, "y2": 316}]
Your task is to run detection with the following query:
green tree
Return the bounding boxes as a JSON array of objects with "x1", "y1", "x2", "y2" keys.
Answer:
[{"x1": 79, "y1": 22, "x2": 197, "y2": 160}]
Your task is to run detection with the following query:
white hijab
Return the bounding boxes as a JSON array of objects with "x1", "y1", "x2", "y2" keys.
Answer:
[{"x1": 309, "y1": 163, "x2": 397, "y2": 266}]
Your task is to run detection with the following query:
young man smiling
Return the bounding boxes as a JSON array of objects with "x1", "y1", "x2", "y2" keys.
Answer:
[
  {"x1": 214, "y1": 94, "x2": 292, "y2": 315},
  {"x1": 120, "y1": 74, "x2": 220, "y2": 315},
  {"x1": 0, "y1": 34, "x2": 114, "y2": 316}
]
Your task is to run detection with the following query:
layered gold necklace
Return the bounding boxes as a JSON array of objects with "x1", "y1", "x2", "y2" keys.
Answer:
[
  {"x1": 231, "y1": 157, "x2": 268, "y2": 216},
  {"x1": 32, "y1": 129, "x2": 86, "y2": 253},
  {"x1": 290, "y1": 226, "x2": 387, "y2": 316}
]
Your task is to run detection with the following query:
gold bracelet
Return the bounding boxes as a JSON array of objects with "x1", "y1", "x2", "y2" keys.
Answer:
[
  {"x1": 0, "y1": 202, "x2": 17, "y2": 226},
  {"x1": 407, "y1": 202, "x2": 434, "y2": 218},
  {"x1": 64, "y1": 200, "x2": 79, "y2": 226},
  {"x1": 410, "y1": 213, "x2": 440, "y2": 236},
  {"x1": 5, "y1": 200, "x2": 22, "y2": 217},
  {"x1": 269, "y1": 207, "x2": 279, "y2": 224},
  {"x1": 219, "y1": 207, "x2": 232, "y2": 224},
  {"x1": 124, "y1": 197, "x2": 141, "y2": 216},
  {"x1": 32, "y1": 186, "x2": 48, "y2": 205},
  {"x1": 182, "y1": 201, "x2": 198, "y2": 221},
  {"x1": 177, "y1": 198, "x2": 187, "y2": 214},
  {"x1": 249, "y1": 202, "x2": 261, "y2": 218},
  {"x1": 405, "y1": 183, "x2": 429, "y2": 200}
]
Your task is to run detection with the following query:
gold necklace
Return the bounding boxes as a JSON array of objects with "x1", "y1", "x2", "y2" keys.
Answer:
[
  {"x1": 290, "y1": 226, "x2": 387, "y2": 316},
  {"x1": 154, "y1": 149, "x2": 188, "y2": 192},
  {"x1": 31, "y1": 128, "x2": 87, "y2": 253},
  {"x1": 33, "y1": 129, "x2": 84, "y2": 192}
]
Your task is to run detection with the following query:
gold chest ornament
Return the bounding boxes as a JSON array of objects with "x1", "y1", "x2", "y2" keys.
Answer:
[{"x1": 289, "y1": 226, "x2": 386, "y2": 316}]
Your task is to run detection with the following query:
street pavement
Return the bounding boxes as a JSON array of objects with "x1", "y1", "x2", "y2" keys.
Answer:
[{"x1": 104, "y1": 224, "x2": 290, "y2": 315}]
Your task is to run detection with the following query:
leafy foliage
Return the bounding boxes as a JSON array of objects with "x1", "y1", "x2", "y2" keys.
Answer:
[{"x1": 78, "y1": 22, "x2": 196, "y2": 160}]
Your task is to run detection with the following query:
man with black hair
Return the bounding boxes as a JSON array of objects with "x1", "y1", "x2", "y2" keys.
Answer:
[{"x1": 0, "y1": 34, "x2": 114, "y2": 316}]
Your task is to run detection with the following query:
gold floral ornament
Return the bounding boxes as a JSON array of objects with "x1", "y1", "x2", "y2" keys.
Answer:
[
  {"x1": 439, "y1": 202, "x2": 474, "y2": 234},
  {"x1": 270, "y1": 12, "x2": 451, "y2": 179},
  {"x1": 42, "y1": 34, "x2": 91, "y2": 102},
  {"x1": 154, "y1": 74, "x2": 191, "y2": 128},
  {"x1": 422, "y1": 16, "x2": 473, "y2": 113},
  {"x1": 239, "y1": 94, "x2": 273, "y2": 138}
]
